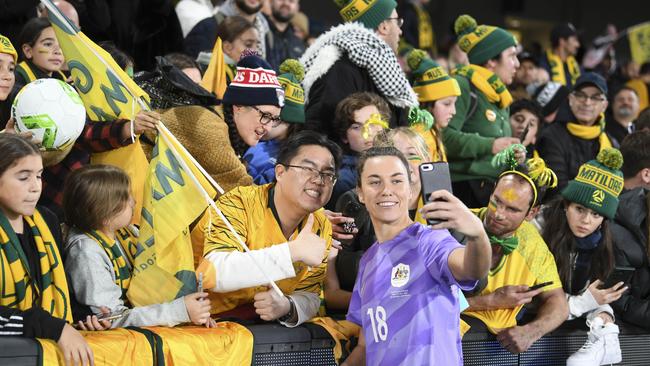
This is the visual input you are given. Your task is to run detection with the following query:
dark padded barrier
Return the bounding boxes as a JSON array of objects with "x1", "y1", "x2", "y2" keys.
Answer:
[
  {"x1": 1, "y1": 320, "x2": 648, "y2": 365},
  {"x1": 0, "y1": 337, "x2": 39, "y2": 366}
]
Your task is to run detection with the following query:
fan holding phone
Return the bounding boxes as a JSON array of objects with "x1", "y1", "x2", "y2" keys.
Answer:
[{"x1": 541, "y1": 148, "x2": 627, "y2": 366}]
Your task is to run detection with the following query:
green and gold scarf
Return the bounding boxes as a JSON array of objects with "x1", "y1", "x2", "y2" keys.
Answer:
[
  {"x1": 454, "y1": 64, "x2": 513, "y2": 109},
  {"x1": 0, "y1": 210, "x2": 72, "y2": 322},
  {"x1": 546, "y1": 50, "x2": 581, "y2": 87},
  {"x1": 86, "y1": 227, "x2": 138, "y2": 298}
]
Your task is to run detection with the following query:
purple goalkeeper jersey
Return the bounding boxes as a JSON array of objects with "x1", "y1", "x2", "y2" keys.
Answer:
[{"x1": 347, "y1": 223, "x2": 476, "y2": 365}]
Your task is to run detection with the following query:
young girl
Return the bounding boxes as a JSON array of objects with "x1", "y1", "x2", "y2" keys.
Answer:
[
  {"x1": 407, "y1": 49, "x2": 460, "y2": 162},
  {"x1": 541, "y1": 148, "x2": 626, "y2": 365},
  {"x1": 15, "y1": 17, "x2": 66, "y2": 88},
  {"x1": 63, "y1": 165, "x2": 213, "y2": 329},
  {"x1": 328, "y1": 92, "x2": 390, "y2": 210},
  {"x1": 243, "y1": 59, "x2": 305, "y2": 184},
  {"x1": 342, "y1": 146, "x2": 490, "y2": 365},
  {"x1": 0, "y1": 134, "x2": 93, "y2": 364},
  {"x1": 0, "y1": 34, "x2": 17, "y2": 128}
]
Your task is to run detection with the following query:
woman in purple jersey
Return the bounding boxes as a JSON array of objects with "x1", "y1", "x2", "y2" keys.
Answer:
[{"x1": 343, "y1": 146, "x2": 491, "y2": 366}]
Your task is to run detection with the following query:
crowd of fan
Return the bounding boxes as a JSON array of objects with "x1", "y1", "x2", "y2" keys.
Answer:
[{"x1": 1, "y1": 0, "x2": 650, "y2": 365}]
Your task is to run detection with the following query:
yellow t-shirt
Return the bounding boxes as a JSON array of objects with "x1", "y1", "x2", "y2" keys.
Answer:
[
  {"x1": 463, "y1": 208, "x2": 562, "y2": 333},
  {"x1": 193, "y1": 184, "x2": 332, "y2": 315}
]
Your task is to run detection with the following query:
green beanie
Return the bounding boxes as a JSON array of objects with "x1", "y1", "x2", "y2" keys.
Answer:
[
  {"x1": 335, "y1": 0, "x2": 397, "y2": 30},
  {"x1": 561, "y1": 148, "x2": 625, "y2": 219},
  {"x1": 277, "y1": 59, "x2": 305, "y2": 124},
  {"x1": 407, "y1": 49, "x2": 461, "y2": 103},
  {"x1": 454, "y1": 14, "x2": 517, "y2": 65}
]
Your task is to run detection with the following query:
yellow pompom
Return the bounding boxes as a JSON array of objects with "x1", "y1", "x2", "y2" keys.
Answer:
[
  {"x1": 279, "y1": 59, "x2": 305, "y2": 82},
  {"x1": 596, "y1": 148, "x2": 623, "y2": 170},
  {"x1": 407, "y1": 49, "x2": 428, "y2": 72},
  {"x1": 454, "y1": 14, "x2": 477, "y2": 36},
  {"x1": 527, "y1": 157, "x2": 558, "y2": 189}
]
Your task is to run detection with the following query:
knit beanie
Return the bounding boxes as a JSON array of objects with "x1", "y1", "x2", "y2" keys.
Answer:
[
  {"x1": 407, "y1": 49, "x2": 461, "y2": 102},
  {"x1": 222, "y1": 50, "x2": 284, "y2": 107},
  {"x1": 277, "y1": 59, "x2": 305, "y2": 124},
  {"x1": 334, "y1": 0, "x2": 397, "y2": 30},
  {"x1": 454, "y1": 15, "x2": 517, "y2": 65},
  {"x1": 531, "y1": 82, "x2": 570, "y2": 117},
  {"x1": 0, "y1": 34, "x2": 17, "y2": 63},
  {"x1": 561, "y1": 148, "x2": 624, "y2": 219}
]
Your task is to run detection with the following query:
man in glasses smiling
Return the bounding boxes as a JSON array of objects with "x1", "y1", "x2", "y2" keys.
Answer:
[
  {"x1": 194, "y1": 130, "x2": 343, "y2": 327},
  {"x1": 538, "y1": 72, "x2": 614, "y2": 197}
]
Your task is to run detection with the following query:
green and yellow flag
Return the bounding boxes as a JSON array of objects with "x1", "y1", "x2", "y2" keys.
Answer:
[
  {"x1": 200, "y1": 37, "x2": 228, "y2": 99},
  {"x1": 127, "y1": 127, "x2": 215, "y2": 306},
  {"x1": 44, "y1": 0, "x2": 149, "y2": 223},
  {"x1": 629, "y1": 22, "x2": 650, "y2": 65}
]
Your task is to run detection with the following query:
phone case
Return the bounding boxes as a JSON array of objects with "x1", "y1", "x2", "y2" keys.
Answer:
[{"x1": 419, "y1": 162, "x2": 453, "y2": 225}]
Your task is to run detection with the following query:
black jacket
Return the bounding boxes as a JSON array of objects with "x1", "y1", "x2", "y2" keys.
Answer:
[
  {"x1": 537, "y1": 120, "x2": 612, "y2": 200},
  {"x1": 610, "y1": 188, "x2": 650, "y2": 330},
  {"x1": 264, "y1": 15, "x2": 305, "y2": 72},
  {"x1": 304, "y1": 56, "x2": 408, "y2": 141},
  {"x1": 333, "y1": 190, "x2": 375, "y2": 292}
]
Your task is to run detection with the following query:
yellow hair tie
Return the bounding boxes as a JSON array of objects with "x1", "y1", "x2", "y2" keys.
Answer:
[{"x1": 361, "y1": 113, "x2": 389, "y2": 140}]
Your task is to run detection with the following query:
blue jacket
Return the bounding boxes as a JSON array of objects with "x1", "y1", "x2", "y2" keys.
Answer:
[{"x1": 243, "y1": 140, "x2": 281, "y2": 185}]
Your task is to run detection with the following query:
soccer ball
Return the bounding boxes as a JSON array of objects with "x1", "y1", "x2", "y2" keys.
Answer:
[{"x1": 11, "y1": 79, "x2": 86, "y2": 151}]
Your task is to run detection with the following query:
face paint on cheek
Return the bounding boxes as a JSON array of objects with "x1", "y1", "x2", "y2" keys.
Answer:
[
  {"x1": 502, "y1": 188, "x2": 519, "y2": 204},
  {"x1": 488, "y1": 200, "x2": 497, "y2": 213},
  {"x1": 37, "y1": 49, "x2": 50, "y2": 54}
]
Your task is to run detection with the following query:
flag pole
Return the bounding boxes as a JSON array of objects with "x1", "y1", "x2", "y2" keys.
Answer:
[{"x1": 158, "y1": 126, "x2": 284, "y2": 298}]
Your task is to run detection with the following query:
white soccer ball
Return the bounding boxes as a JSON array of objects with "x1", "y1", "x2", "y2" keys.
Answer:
[{"x1": 11, "y1": 79, "x2": 86, "y2": 151}]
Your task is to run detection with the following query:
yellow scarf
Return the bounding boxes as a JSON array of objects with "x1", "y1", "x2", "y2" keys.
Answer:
[
  {"x1": 86, "y1": 227, "x2": 138, "y2": 299},
  {"x1": 16, "y1": 61, "x2": 66, "y2": 83},
  {"x1": 566, "y1": 115, "x2": 612, "y2": 153},
  {"x1": 454, "y1": 65, "x2": 513, "y2": 109},
  {"x1": 546, "y1": 50, "x2": 581, "y2": 87},
  {"x1": 0, "y1": 210, "x2": 72, "y2": 322},
  {"x1": 413, "y1": 3, "x2": 435, "y2": 52}
]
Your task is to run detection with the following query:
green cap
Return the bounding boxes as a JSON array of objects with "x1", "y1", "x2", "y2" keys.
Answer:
[
  {"x1": 561, "y1": 148, "x2": 624, "y2": 219},
  {"x1": 335, "y1": 0, "x2": 397, "y2": 30},
  {"x1": 454, "y1": 14, "x2": 517, "y2": 65},
  {"x1": 277, "y1": 59, "x2": 305, "y2": 124}
]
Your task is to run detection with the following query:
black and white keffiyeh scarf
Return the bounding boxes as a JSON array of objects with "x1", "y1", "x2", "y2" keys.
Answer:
[{"x1": 301, "y1": 22, "x2": 418, "y2": 108}]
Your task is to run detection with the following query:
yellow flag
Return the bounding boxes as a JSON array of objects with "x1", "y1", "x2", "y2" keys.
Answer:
[
  {"x1": 629, "y1": 22, "x2": 650, "y2": 65},
  {"x1": 200, "y1": 37, "x2": 228, "y2": 99},
  {"x1": 45, "y1": 0, "x2": 149, "y2": 223},
  {"x1": 126, "y1": 128, "x2": 214, "y2": 306}
]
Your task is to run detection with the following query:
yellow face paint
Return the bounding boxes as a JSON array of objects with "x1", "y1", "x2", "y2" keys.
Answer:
[
  {"x1": 488, "y1": 199, "x2": 497, "y2": 213},
  {"x1": 361, "y1": 113, "x2": 389, "y2": 140},
  {"x1": 502, "y1": 187, "x2": 519, "y2": 204}
]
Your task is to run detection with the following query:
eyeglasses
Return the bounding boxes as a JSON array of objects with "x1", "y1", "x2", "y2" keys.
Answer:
[
  {"x1": 386, "y1": 17, "x2": 404, "y2": 28},
  {"x1": 572, "y1": 91, "x2": 606, "y2": 104},
  {"x1": 249, "y1": 106, "x2": 282, "y2": 127},
  {"x1": 283, "y1": 164, "x2": 338, "y2": 185}
]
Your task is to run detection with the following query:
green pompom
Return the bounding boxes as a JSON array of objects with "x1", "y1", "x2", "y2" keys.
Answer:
[
  {"x1": 279, "y1": 59, "x2": 305, "y2": 82},
  {"x1": 406, "y1": 49, "x2": 428, "y2": 72},
  {"x1": 333, "y1": 0, "x2": 348, "y2": 9},
  {"x1": 597, "y1": 148, "x2": 623, "y2": 170},
  {"x1": 454, "y1": 14, "x2": 477, "y2": 36}
]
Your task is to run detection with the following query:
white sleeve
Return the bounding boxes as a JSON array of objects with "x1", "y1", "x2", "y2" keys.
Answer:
[
  {"x1": 205, "y1": 243, "x2": 296, "y2": 292},
  {"x1": 279, "y1": 291, "x2": 321, "y2": 328},
  {"x1": 566, "y1": 290, "x2": 600, "y2": 320}
]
